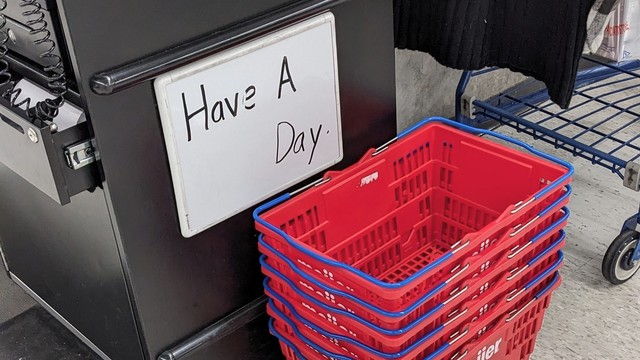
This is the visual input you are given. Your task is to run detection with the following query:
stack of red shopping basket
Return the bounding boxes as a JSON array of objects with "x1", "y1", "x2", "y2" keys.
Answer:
[{"x1": 254, "y1": 118, "x2": 573, "y2": 360}]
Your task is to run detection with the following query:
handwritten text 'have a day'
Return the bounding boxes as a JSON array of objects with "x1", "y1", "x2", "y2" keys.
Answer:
[{"x1": 180, "y1": 56, "x2": 326, "y2": 166}]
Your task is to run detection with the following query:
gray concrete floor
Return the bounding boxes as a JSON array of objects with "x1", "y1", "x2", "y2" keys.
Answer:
[{"x1": 0, "y1": 269, "x2": 35, "y2": 324}]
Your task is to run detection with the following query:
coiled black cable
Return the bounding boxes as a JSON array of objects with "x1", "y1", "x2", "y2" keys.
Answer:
[{"x1": 0, "y1": 0, "x2": 68, "y2": 123}]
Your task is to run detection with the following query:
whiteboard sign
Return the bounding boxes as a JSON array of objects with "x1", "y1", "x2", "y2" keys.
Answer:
[{"x1": 155, "y1": 13, "x2": 342, "y2": 238}]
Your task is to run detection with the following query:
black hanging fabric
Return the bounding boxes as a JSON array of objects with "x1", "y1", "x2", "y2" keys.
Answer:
[{"x1": 394, "y1": 0, "x2": 596, "y2": 108}]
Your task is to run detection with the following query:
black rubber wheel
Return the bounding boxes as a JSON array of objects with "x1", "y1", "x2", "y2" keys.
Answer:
[{"x1": 602, "y1": 229, "x2": 640, "y2": 285}]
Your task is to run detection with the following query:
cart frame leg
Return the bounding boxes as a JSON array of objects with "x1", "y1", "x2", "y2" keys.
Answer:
[{"x1": 627, "y1": 203, "x2": 640, "y2": 261}]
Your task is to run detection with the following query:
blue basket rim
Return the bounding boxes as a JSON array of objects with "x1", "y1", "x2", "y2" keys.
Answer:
[
  {"x1": 257, "y1": 206, "x2": 569, "y2": 315},
  {"x1": 254, "y1": 187, "x2": 570, "y2": 290},
  {"x1": 266, "y1": 270, "x2": 561, "y2": 359},
  {"x1": 421, "y1": 268, "x2": 562, "y2": 360},
  {"x1": 254, "y1": 120, "x2": 573, "y2": 290},
  {"x1": 268, "y1": 315, "x2": 349, "y2": 360},
  {"x1": 261, "y1": 241, "x2": 565, "y2": 334}
]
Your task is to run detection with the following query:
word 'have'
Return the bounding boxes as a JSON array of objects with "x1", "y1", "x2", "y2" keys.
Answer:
[{"x1": 181, "y1": 56, "x2": 297, "y2": 142}]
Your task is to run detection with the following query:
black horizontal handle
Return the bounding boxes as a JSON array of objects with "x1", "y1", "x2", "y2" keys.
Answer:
[
  {"x1": 90, "y1": 0, "x2": 346, "y2": 96},
  {"x1": 157, "y1": 296, "x2": 268, "y2": 360}
]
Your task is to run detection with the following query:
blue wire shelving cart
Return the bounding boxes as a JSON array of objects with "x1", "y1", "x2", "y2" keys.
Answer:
[{"x1": 454, "y1": 55, "x2": 640, "y2": 284}]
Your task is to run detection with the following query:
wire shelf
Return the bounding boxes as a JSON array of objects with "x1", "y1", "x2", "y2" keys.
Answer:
[{"x1": 463, "y1": 56, "x2": 640, "y2": 180}]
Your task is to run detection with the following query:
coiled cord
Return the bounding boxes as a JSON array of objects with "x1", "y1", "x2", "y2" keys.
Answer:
[{"x1": 0, "y1": 0, "x2": 68, "y2": 123}]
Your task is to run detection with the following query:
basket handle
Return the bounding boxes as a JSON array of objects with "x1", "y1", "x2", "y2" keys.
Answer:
[
  {"x1": 507, "y1": 230, "x2": 565, "y2": 281},
  {"x1": 450, "y1": 349, "x2": 469, "y2": 360},
  {"x1": 267, "y1": 303, "x2": 352, "y2": 360},
  {"x1": 423, "y1": 326, "x2": 471, "y2": 360},
  {"x1": 506, "y1": 252, "x2": 563, "y2": 302},
  {"x1": 445, "y1": 271, "x2": 560, "y2": 360},
  {"x1": 508, "y1": 207, "x2": 569, "y2": 260},
  {"x1": 506, "y1": 271, "x2": 560, "y2": 323}
]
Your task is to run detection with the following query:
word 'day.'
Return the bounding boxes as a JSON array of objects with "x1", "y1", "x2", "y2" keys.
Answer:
[{"x1": 155, "y1": 13, "x2": 342, "y2": 237}]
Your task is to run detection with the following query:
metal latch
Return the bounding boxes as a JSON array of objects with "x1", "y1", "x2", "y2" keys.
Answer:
[
  {"x1": 461, "y1": 94, "x2": 477, "y2": 120},
  {"x1": 64, "y1": 139, "x2": 97, "y2": 170},
  {"x1": 624, "y1": 162, "x2": 640, "y2": 191}
]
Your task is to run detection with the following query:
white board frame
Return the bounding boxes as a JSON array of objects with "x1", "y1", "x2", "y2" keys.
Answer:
[{"x1": 154, "y1": 13, "x2": 342, "y2": 238}]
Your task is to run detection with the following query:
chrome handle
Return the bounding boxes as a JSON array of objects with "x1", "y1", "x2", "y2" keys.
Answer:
[
  {"x1": 506, "y1": 264, "x2": 529, "y2": 281},
  {"x1": 445, "y1": 308, "x2": 469, "y2": 327},
  {"x1": 446, "y1": 263, "x2": 471, "y2": 284},
  {"x1": 510, "y1": 215, "x2": 540, "y2": 237},
  {"x1": 372, "y1": 138, "x2": 397, "y2": 156},
  {"x1": 506, "y1": 298, "x2": 536, "y2": 322},
  {"x1": 443, "y1": 285, "x2": 470, "y2": 305},
  {"x1": 511, "y1": 197, "x2": 536, "y2": 214},
  {"x1": 451, "y1": 240, "x2": 471, "y2": 254},
  {"x1": 449, "y1": 328, "x2": 470, "y2": 345},
  {"x1": 291, "y1": 177, "x2": 332, "y2": 196},
  {"x1": 451, "y1": 350, "x2": 468, "y2": 360},
  {"x1": 507, "y1": 287, "x2": 526, "y2": 302},
  {"x1": 508, "y1": 241, "x2": 533, "y2": 260}
]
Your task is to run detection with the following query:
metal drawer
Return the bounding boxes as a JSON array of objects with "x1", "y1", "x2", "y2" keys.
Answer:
[{"x1": 0, "y1": 96, "x2": 98, "y2": 205}]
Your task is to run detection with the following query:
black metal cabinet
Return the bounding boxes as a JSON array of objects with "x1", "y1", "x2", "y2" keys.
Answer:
[{"x1": 0, "y1": 1, "x2": 397, "y2": 359}]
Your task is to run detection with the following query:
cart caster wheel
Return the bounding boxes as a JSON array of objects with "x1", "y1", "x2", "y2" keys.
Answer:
[{"x1": 602, "y1": 229, "x2": 640, "y2": 285}]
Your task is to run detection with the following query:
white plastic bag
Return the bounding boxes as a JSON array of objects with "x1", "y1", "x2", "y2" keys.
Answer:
[
  {"x1": 595, "y1": 0, "x2": 640, "y2": 61},
  {"x1": 585, "y1": 0, "x2": 619, "y2": 54}
]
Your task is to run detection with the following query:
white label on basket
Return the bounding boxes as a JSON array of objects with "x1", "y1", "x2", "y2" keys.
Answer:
[
  {"x1": 154, "y1": 13, "x2": 342, "y2": 237},
  {"x1": 479, "y1": 282, "x2": 490, "y2": 294},
  {"x1": 298, "y1": 279, "x2": 356, "y2": 314},
  {"x1": 323, "y1": 269, "x2": 335, "y2": 280},
  {"x1": 302, "y1": 302, "x2": 318, "y2": 314},
  {"x1": 479, "y1": 239, "x2": 491, "y2": 253},
  {"x1": 359, "y1": 171, "x2": 379, "y2": 187},
  {"x1": 299, "y1": 259, "x2": 355, "y2": 292},
  {"x1": 477, "y1": 338, "x2": 503, "y2": 360},
  {"x1": 478, "y1": 303, "x2": 489, "y2": 316},
  {"x1": 301, "y1": 301, "x2": 359, "y2": 337}
]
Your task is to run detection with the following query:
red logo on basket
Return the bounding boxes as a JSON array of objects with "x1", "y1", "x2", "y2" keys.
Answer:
[{"x1": 477, "y1": 338, "x2": 502, "y2": 360}]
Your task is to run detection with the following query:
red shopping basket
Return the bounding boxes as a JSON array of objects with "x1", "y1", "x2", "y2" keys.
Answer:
[
  {"x1": 272, "y1": 270, "x2": 559, "y2": 360},
  {"x1": 442, "y1": 275, "x2": 561, "y2": 360},
  {"x1": 268, "y1": 271, "x2": 561, "y2": 360},
  {"x1": 262, "y1": 230, "x2": 565, "y2": 353},
  {"x1": 254, "y1": 118, "x2": 573, "y2": 310},
  {"x1": 259, "y1": 205, "x2": 568, "y2": 330}
]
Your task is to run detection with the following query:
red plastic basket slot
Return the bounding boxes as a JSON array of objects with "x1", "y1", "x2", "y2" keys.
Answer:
[
  {"x1": 444, "y1": 278, "x2": 561, "y2": 360},
  {"x1": 268, "y1": 270, "x2": 560, "y2": 360},
  {"x1": 264, "y1": 240, "x2": 564, "y2": 353},
  {"x1": 275, "y1": 331, "x2": 339, "y2": 360},
  {"x1": 262, "y1": 122, "x2": 571, "y2": 360},
  {"x1": 256, "y1": 124, "x2": 570, "y2": 304},
  {"x1": 259, "y1": 204, "x2": 567, "y2": 330},
  {"x1": 260, "y1": 182, "x2": 568, "y2": 305},
  {"x1": 275, "y1": 276, "x2": 559, "y2": 360}
]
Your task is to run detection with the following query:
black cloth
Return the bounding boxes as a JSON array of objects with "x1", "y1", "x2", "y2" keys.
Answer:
[{"x1": 394, "y1": 0, "x2": 596, "y2": 108}]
